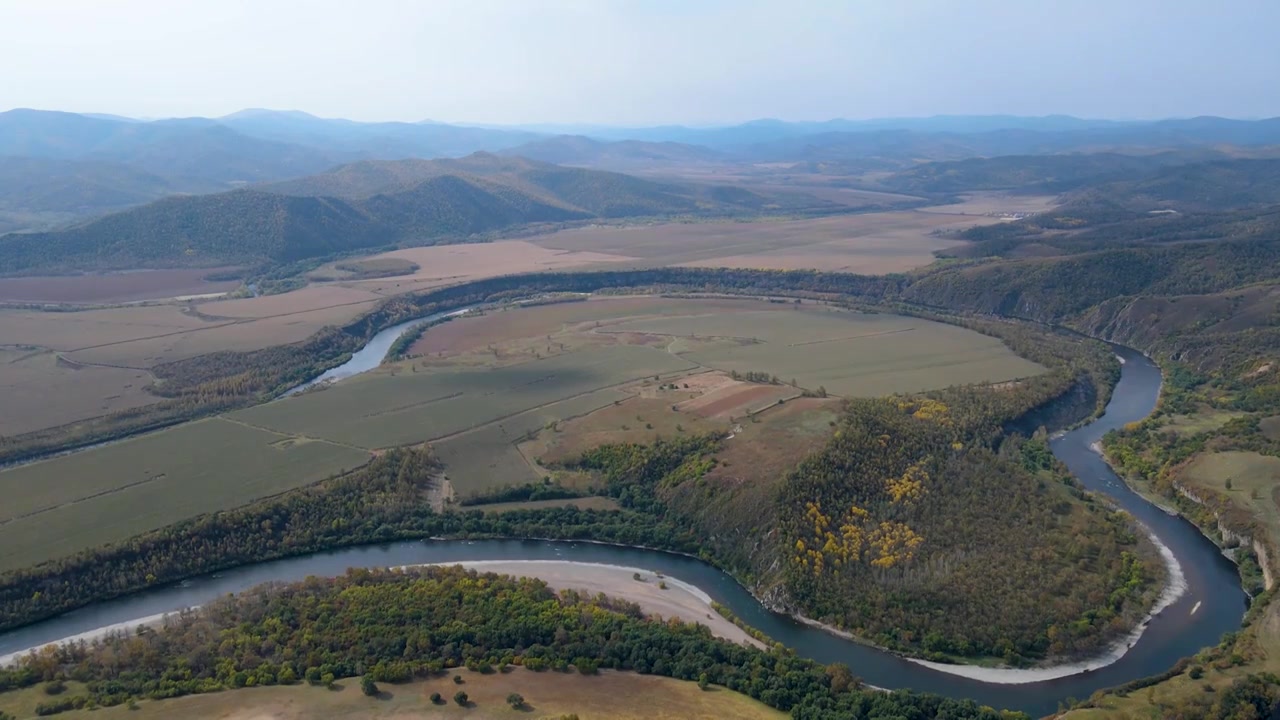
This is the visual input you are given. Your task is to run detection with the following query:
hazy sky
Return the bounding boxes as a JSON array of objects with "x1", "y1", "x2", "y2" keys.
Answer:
[{"x1": 2, "y1": 0, "x2": 1277, "y2": 125}]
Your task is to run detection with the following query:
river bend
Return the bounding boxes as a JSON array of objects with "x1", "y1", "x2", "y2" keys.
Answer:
[{"x1": 0, "y1": 346, "x2": 1247, "y2": 716}]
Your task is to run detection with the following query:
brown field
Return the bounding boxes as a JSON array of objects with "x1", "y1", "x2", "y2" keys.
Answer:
[
  {"x1": 707, "y1": 397, "x2": 841, "y2": 490},
  {"x1": 0, "y1": 418, "x2": 371, "y2": 571},
  {"x1": 0, "y1": 347, "x2": 158, "y2": 437},
  {"x1": 0, "y1": 670, "x2": 785, "y2": 720},
  {"x1": 195, "y1": 285, "x2": 383, "y2": 320},
  {"x1": 914, "y1": 192, "x2": 1060, "y2": 216},
  {"x1": 520, "y1": 382, "x2": 729, "y2": 468},
  {"x1": 524, "y1": 210, "x2": 995, "y2": 274},
  {"x1": 0, "y1": 305, "x2": 215, "y2": 353},
  {"x1": 679, "y1": 376, "x2": 796, "y2": 418},
  {"x1": 0, "y1": 269, "x2": 241, "y2": 305},
  {"x1": 325, "y1": 240, "x2": 634, "y2": 296}
]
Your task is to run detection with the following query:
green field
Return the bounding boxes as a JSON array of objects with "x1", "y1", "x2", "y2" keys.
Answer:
[
  {"x1": 432, "y1": 386, "x2": 631, "y2": 493},
  {"x1": 0, "y1": 418, "x2": 370, "y2": 571},
  {"x1": 0, "y1": 297, "x2": 1050, "y2": 571},
  {"x1": 231, "y1": 345, "x2": 694, "y2": 450},
  {"x1": 607, "y1": 307, "x2": 1045, "y2": 396}
]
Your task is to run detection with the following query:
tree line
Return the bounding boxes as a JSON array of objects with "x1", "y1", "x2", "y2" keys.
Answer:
[{"x1": 0, "y1": 565, "x2": 1029, "y2": 719}]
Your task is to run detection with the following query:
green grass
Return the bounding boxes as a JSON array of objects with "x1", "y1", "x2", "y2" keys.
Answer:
[
  {"x1": 433, "y1": 387, "x2": 630, "y2": 496},
  {"x1": 1161, "y1": 408, "x2": 1248, "y2": 437},
  {"x1": 230, "y1": 346, "x2": 695, "y2": 450},
  {"x1": 0, "y1": 669, "x2": 785, "y2": 720},
  {"x1": 607, "y1": 307, "x2": 1045, "y2": 396},
  {"x1": 0, "y1": 418, "x2": 370, "y2": 571},
  {"x1": 1181, "y1": 451, "x2": 1280, "y2": 549}
]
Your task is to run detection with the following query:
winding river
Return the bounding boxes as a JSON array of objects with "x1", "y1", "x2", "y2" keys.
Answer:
[{"x1": 0, "y1": 340, "x2": 1247, "y2": 716}]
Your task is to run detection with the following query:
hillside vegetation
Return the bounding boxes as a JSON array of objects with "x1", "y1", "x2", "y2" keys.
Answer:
[
  {"x1": 0, "y1": 155, "x2": 811, "y2": 274},
  {"x1": 0, "y1": 565, "x2": 1025, "y2": 719}
]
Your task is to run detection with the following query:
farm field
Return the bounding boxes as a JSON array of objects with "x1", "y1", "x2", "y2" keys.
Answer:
[
  {"x1": 322, "y1": 239, "x2": 633, "y2": 296},
  {"x1": 0, "y1": 417, "x2": 370, "y2": 571},
  {"x1": 230, "y1": 345, "x2": 695, "y2": 451},
  {"x1": 0, "y1": 295, "x2": 1045, "y2": 568},
  {"x1": 605, "y1": 306, "x2": 1045, "y2": 396},
  {"x1": 0, "y1": 669, "x2": 785, "y2": 720},
  {"x1": 0, "y1": 347, "x2": 158, "y2": 436},
  {"x1": 0, "y1": 269, "x2": 242, "y2": 305},
  {"x1": 405, "y1": 296, "x2": 1040, "y2": 490},
  {"x1": 522, "y1": 209, "x2": 1004, "y2": 273},
  {"x1": 914, "y1": 192, "x2": 1060, "y2": 216},
  {"x1": 0, "y1": 202, "x2": 1045, "y2": 440}
]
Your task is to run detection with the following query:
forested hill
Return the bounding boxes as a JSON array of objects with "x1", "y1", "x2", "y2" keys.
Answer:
[
  {"x1": 0, "y1": 158, "x2": 809, "y2": 273},
  {"x1": 261, "y1": 152, "x2": 778, "y2": 215},
  {"x1": 0, "y1": 565, "x2": 1025, "y2": 719}
]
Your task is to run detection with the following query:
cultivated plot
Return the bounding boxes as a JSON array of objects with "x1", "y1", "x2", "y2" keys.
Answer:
[
  {"x1": 0, "y1": 347, "x2": 158, "y2": 437},
  {"x1": 606, "y1": 307, "x2": 1045, "y2": 396},
  {"x1": 0, "y1": 418, "x2": 370, "y2": 571},
  {"x1": 325, "y1": 240, "x2": 633, "y2": 296},
  {"x1": 524, "y1": 211, "x2": 994, "y2": 273},
  {"x1": 230, "y1": 345, "x2": 696, "y2": 450},
  {"x1": 0, "y1": 269, "x2": 242, "y2": 305}
]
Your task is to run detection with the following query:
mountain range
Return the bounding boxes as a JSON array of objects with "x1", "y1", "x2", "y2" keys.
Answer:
[{"x1": 3, "y1": 107, "x2": 1280, "y2": 236}]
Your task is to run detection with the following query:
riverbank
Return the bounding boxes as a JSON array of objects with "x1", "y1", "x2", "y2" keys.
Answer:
[
  {"x1": 0, "y1": 611, "x2": 179, "y2": 667},
  {"x1": 414, "y1": 560, "x2": 766, "y2": 650}
]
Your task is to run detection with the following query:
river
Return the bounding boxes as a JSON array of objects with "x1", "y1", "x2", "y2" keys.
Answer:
[
  {"x1": 0, "y1": 346, "x2": 1247, "y2": 716},
  {"x1": 285, "y1": 307, "x2": 473, "y2": 394}
]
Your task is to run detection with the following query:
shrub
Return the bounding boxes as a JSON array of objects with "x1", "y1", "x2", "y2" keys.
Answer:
[
  {"x1": 453, "y1": 690, "x2": 469, "y2": 706},
  {"x1": 507, "y1": 692, "x2": 525, "y2": 708}
]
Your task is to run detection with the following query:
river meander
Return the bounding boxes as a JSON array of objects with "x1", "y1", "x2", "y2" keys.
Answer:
[{"x1": 0, "y1": 345, "x2": 1247, "y2": 716}]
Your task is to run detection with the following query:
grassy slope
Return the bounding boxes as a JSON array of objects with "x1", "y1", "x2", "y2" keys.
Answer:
[{"x1": 0, "y1": 669, "x2": 785, "y2": 720}]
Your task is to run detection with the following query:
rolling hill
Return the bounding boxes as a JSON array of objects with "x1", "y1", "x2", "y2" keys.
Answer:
[
  {"x1": 1069, "y1": 158, "x2": 1280, "y2": 212},
  {"x1": 0, "y1": 156, "x2": 802, "y2": 273},
  {"x1": 875, "y1": 152, "x2": 1197, "y2": 195},
  {"x1": 262, "y1": 152, "x2": 789, "y2": 216}
]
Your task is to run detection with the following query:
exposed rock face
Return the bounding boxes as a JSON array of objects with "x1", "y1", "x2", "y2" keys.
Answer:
[{"x1": 1174, "y1": 483, "x2": 1276, "y2": 592}]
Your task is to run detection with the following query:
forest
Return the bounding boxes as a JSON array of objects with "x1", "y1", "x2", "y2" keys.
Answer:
[{"x1": 0, "y1": 566, "x2": 1027, "y2": 719}]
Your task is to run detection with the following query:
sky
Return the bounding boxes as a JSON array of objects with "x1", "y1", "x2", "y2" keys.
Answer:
[{"x1": 1, "y1": 0, "x2": 1278, "y2": 126}]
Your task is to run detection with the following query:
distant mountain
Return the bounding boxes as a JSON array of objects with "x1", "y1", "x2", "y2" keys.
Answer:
[
  {"x1": 733, "y1": 118, "x2": 1280, "y2": 163},
  {"x1": 217, "y1": 108, "x2": 544, "y2": 159},
  {"x1": 0, "y1": 155, "x2": 800, "y2": 274},
  {"x1": 498, "y1": 135, "x2": 721, "y2": 168},
  {"x1": 0, "y1": 109, "x2": 339, "y2": 184}
]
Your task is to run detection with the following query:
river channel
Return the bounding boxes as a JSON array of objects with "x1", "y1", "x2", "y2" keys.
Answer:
[{"x1": 0, "y1": 336, "x2": 1247, "y2": 715}]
